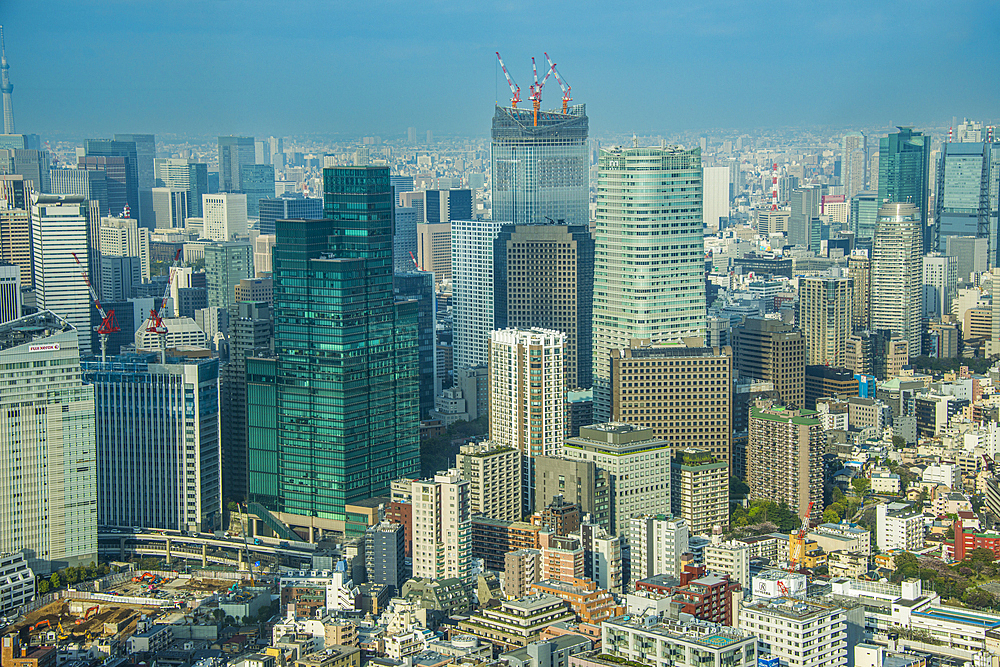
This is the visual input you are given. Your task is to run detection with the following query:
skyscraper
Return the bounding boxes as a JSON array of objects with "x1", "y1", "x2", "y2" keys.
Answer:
[
  {"x1": 798, "y1": 277, "x2": 853, "y2": 367},
  {"x1": 842, "y1": 132, "x2": 866, "y2": 199},
  {"x1": 850, "y1": 191, "x2": 880, "y2": 247},
  {"x1": 848, "y1": 250, "x2": 871, "y2": 332},
  {"x1": 732, "y1": 318, "x2": 805, "y2": 409},
  {"x1": 493, "y1": 222, "x2": 594, "y2": 389},
  {"x1": 50, "y1": 168, "x2": 109, "y2": 217},
  {"x1": 592, "y1": 146, "x2": 706, "y2": 420},
  {"x1": 452, "y1": 219, "x2": 505, "y2": 368},
  {"x1": 871, "y1": 203, "x2": 923, "y2": 356},
  {"x1": 218, "y1": 136, "x2": 255, "y2": 192},
  {"x1": 250, "y1": 166, "x2": 420, "y2": 531},
  {"x1": 747, "y1": 402, "x2": 823, "y2": 520},
  {"x1": 411, "y1": 470, "x2": 473, "y2": 584},
  {"x1": 936, "y1": 141, "x2": 1000, "y2": 261},
  {"x1": 0, "y1": 311, "x2": 96, "y2": 574},
  {"x1": 702, "y1": 166, "x2": 731, "y2": 231},
  {"x1": 393, "y1": 206, "x2": 418, "y2": 273},
  {"x1": 84, "y1": 353, "x2": 221, "y2": 532},
  {"x1": 878, "y1": 128, "x2": 931, "y2": 252},
  {"x1": 394, "y1": 271, "x2": 437, "y2": 417},
  {"x1": 152, "y1": 187, "x2": 188, "y2": 229},
  {"x1": 258, "y1": 192, "x2": 322, "y2": 236},
  {"x1": 1, "y1": 26, "x2": 14, "y2": 134},
  {"x1": 240, "y1": 164, "x2": 275, "y2": 217},
  {"x1": 98, "y1": 216, "x2": 150, "y2": 282},
  {"x1": 202, "y1": 193, "x2": 248, "y2": 241},
  {"x1": 788, "y1": 185, "x2": 823, "y2": 252},
  {"x1": 0, "y1": 148, "x2": 50, "y2": 193},
  {"x1": 491, "y1": 104, "x2": 589, "y2": 226},
  {"x1": 114, "y1": 133, "x2": 156, "y2": 225},
  {"x1": 154, "y1": 158, "x2": 209, "y2": 217},
  {"x1": 83, "y1": 139, "x2": 141, "y2": 226},
  {"x1": 922, "y1": 254, "x2": 958, "y2": 319},
  {"x1": 0, "y1": 188, "x2": 31, "y2": 288},
  {"x1": 30, "y1": 193, "x2": 92, "y2": 355},
  {"x1": 205, "y1": 242, "x2": 253, "y2": 311}
]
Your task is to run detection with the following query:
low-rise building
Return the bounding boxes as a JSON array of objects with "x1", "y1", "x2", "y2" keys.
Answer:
[
  {"x1": 530, "y1": 578, "x2": 622, "y2": 625},
  {"x1": 703, "y1": 540, "x2": 752, "y2": 588},
  {"x1": 294, "y1": 646, "x2": 361, "y2": 667},
  {"x1": 809, "y1": 522, "x2": 872, "y2": 557},
  {"x1": 737, "y1": 598, "x2": 847, "y2": 667},
  {"x1": 876, "y1": 502, "x2": 924, "y2": 552},
  {"x1": 1, "y1": 634, "x2": 55, "y2": 667},
  {"x1": 456, "y1": 594, "x2": 575, "y2": 651},
  {"x1": 595, "y1": 616, "x2": 756, "y2": 667},
  {"x1": 870, "y1": 469, "x2": 901, "y2": 494},
  {"x1": 0, "y1": 553, "x2": 34, "y2": 615},
  {"x1": 127, "y1": 624, "x2": 173, "y2": 654},
  {"x1": 828, "y1": 550, "x2": 870, "y2": 579},
  {"x1": 501, "y1": 633, "x2": 593, "y2": 667}
]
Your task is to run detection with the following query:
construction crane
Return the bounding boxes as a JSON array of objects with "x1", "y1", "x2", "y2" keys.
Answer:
[
  {"x1": 528, "y1": 56, "x2": 554, "y2": 127},
  {"x1": 72, "y1": 252, "x2": 119, "y2": 364},
  {"x1": 408, "y1": 250, "x2": 424, "y2": 272},
  {"x1": 788, "y1": 501, "x2": 814, "y2": 570},
  {"x1": 147, "y1": 248, "x2": 182, "y2": 363},
  {"x1": 544, "y1": 52, "x2": 572, "y2": 114},
  {"x1": 496, "y1": 52, "x2": 521, "y2": 109}
]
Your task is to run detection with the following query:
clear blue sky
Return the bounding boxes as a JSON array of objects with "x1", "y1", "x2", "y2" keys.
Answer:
[{"x1": 5, "y1": 0, "x2": 999, "y2": 139}]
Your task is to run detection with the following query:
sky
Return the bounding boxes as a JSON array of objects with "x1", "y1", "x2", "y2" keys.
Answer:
[{"x1": 5, "y1": 0, "x2": 1000, "y2": 141}]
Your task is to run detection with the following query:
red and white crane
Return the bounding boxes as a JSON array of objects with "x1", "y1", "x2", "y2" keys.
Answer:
[
  {"x1": 770, "y1": 163, "x2": 779, "y2": 211},
  {"x1": 147, "y1": 248, "x2": 182, "y2": 363},
  {"x1": 528, "y1": 56, "x2": 554, "y2": 127},
  {"x1": 544, "y1": 52, "x2": 572, "y2": 114},
  {"x1": 496, "y1": 51, "x2": 521, "y2": 109},
  {"x1": 71, "y1": 252, "x2": 119, "y2": 364}
]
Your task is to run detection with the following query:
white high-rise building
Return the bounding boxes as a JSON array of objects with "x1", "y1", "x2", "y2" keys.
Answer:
[
  {"x1": 202, "y1": 193, "x2": 248, "y2": 241},
  {"x1": 922, "y1": 254, "x2": 958, "y2": 319},
  {"x1": 452, "y1": 219, "x2": 504, "y2": 368},
  {"x1": 411, "y1": 470, "x2": 473, "y2": 584},
  {"x1": 871, "y1": 203, "x2": 922, "y2": 356},
  {"x1": 489, "y1": 328, "x2": 566, "y2": 459},
  {"x1": 842, "y1": 132, "x2": 866, "y2": 200},
  {"x1": 629, "y1": 515, "x2": 689, "y2": 582},
  {"x1": 0, "y1": 311, "x2": 97, "y2": 574},
  {"x1": 30, "y1": 193, "x2": 93, "y2": 355},
  {"x1": 152, "y1": 187, "x2": 189, "y2": 229},
  {"x1": 738, "y1": 598, "x2": 847, "y2": 667},
  {"x1": 799, "y1": 277, "x2": 853, "y2": 367},
  {"x1": 98, "y1": 216, "x2": 151, "y2": 281},
  {"x1": 702, "y1": 165, "x2": 730, "y2": 231}
]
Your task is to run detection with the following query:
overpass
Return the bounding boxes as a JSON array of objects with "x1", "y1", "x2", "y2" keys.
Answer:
[{"x1": 97, "y1": 529, "x2": 317, "y2": 570}]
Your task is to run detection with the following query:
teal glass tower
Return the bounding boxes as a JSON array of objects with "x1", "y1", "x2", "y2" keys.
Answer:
[
  {"x1": 878, "y1": 127, "x2": 931, "y2": 252},
  {"x1": 250, "y1": 166, "x2": 420, "y2": 528}
]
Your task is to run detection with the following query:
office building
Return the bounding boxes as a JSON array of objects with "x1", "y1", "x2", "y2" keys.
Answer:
[
  {"x1": 849, "y1": 191, "x2": 879, "y2": 246},
  {"x1": 799, "y1": 276, "x2": 853, "y2": 367},
  {"x1": 789, "y1": 186, "x2": 823, "y2": 252},
  {"x1": 879, "y1": 128, "x2": 931, "y2": 251},
  {"x1": 491, "y1": 103, "x2": 588, "y2": 226},
  {"x1": 599, "y1": 617, "x2": 756, "y2": 667},
  {"x1": 845, "y1": 330, "x2": 909, "y2": 380},
  {"x1": 489, "y1": 328, "x2": 566, "y2": 460},
  {"x1": 937, "y1": 141, "x2": 1000, "y2": 260},
  {"x1": 84, "y1": 353, "x2": 221, "y2": 532},
  {"x1": 564, "y1": 423, "x2": 672, "y2": 535},
  {"x1": 365, "y1": 522, "x2": 407, "y2": 596},
  {"x1": 922, "y1": 254, "x2": 957, "y2": 318},
  {"x1": 455, "y1": 441, "x2": 522, "y2": 522},
  {"x1": 0, "y1": 204, "x2": 30, "y2": 289},
  {"x1": 671, "y1": 449, "x2": 728, "y2": 535},
  {"x1": 732, "y1": 318, "x2": 805, "y2": 409},
  {"x1": 205, "y1": 242, "x2": 253, "y2": 311},
  {"x1": 203, "y1": 193, "x2": 248, "y2": 241},
  {"x1": 30, "y1": 193, "x2": 92, "y2": 355},
  {"x1": 98, "y1": 215, "x2": 150, "y2": 282},
  {"x1": 0, "y1": 174, "x2": 28, "y2": 209},
  {"x1": 249, "y1": 167, "x2": 420, "y2": 531},
  {"x1": 254, "y1": 233, "x2": 275, "y2": 275},
  {"x1": 50, "y1": 168, "x2": 108, "y2": 217},
  {"x1": 0, "y1": 148, "x2": 49, "y2": 194},
  {"x1": 842, "y1": 132, "x2": 866, "y2": 199},
  {"x1": 393, "y1": 206, "x2": 418, "y2": 272},
  {"x1": 0, "y1": 263, "x2": 19, "y2": 323},
  {"x1": 394, "y1": 271, "x2": 437, "y2": 416},
  {"x1": 390, "y1": 175, "x2": 414, "y2": 204},
  {"x1": 737, "y1": 598, "x2": 846, "y2": 667},
  {"x1": 218, "y1": 136, "x2": 255, "y2": 192},
  {"x1": 494, "y1": 222, "x2": 595, "y2": 389},
  {"x1": 113, "y1": 133, "x2": 155, "y2": 225},
  {"x1": 416, "y1": 221, "x2": 451, "y2": 283},
  {"x1": 804, "y1": 366, "x2": 859, "y2": 409},
  {"x1": 240, "y1": 164, "x2": 275, "y2": 218},
  {"x1": 747, "y1": 403, "x2": 823, "y2": 519},
  {"x1": 424, "y1": 188, "x2": 473, "y2": 223},
  {"x1": 154, "y1": 158, "x2": 209, "y2": 217},
  {"x1": 411, "y1": 470, "x2": 473, "y2": 584},
  {"x1": 220, "y1": 301, "x2": 272, "y2": 502},
  {"x1": 453, "y1": 219, "x2": 505, "y2": 368},
  {"x1": 534, "y1": 456, "x2": 611, "y2": 527},
  {"x1": 0, "y1": 552, "x2": 34, "y2": 616},
  {"x1": 99, "y1": 255, "x2": 141, "y2": 302},
  {"x1": 871, "y1": 203, "x2": 923, "y2": 356},
  {"x1": 0, "y1": 311, "x2": 96, "y2": 574},
  {"x1": 234, "y1": 276, "x2": 272, "y2": 305},
  {"x1": 256, "y1": 192, "x2": 323, "y2": 237},
  {"x1": 83, "y1": 139, "x2": 141, "y2": 225},
  {"x1": 703, "y1": 166, "x2": 730, "y2": 231},
  {"x1": 593, "y1": 146, "x2": 706, "y2": 420},
  {"x1": 610, "y1": 340, "x2": 732, "y2": 465},
  {"x1": 848, "y1": 251, "x2": 871, "y2": 331},
  {"x1": 152, "y1": 187, "x2": 188, "y2": 229},
  {"x1": 629, "y1": 515, "x2": 689, "y2": 580},
  {"x1": 946, "y1": 235, "x2": 989, "y2": 283}
]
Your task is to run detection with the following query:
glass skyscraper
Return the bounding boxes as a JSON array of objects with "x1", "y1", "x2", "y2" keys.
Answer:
[
  {"x1": 592, "y1": 146, "x2": 706, "y2": 420},
  {"x1": 878, "y1": 127, "x2": 931, "y2": 252},
  {"x1": 240, "y1": 164, "x2": 275, "y2": 218},
  {"x1": 936, "y1": 141, "x2": 1000, "y2": 263},
  {"x1": 491, "y1": 104, "x2": 589, "y2": 226},
  {"x1": 250, "y1": 166, "x2": 420, "y2": 529}
]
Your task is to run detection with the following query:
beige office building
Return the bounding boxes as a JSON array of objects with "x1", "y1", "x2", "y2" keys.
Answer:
[
  {"x1": 799, "y1": 276, "x2": 853, "y2": 367},
  {"x1": 455, "y1": 441, "x2": 522, "y2": 522}
]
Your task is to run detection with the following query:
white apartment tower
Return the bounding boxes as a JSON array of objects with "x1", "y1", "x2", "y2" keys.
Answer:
[
  {"x1": 799, "y1": 277, "x2": 853, "y2": 367},
  {"x1": 489, "y1": 328, "x2": 567, "y2": 460},
  {"x1": 871, "y1": 203, "x2": 922, "y2": 355},
  {"x1": 629, "y1": 514, "x2": 690, "y2": 582},
  {"x1": 452, "y1": 219, "x2": 504, "y2": 368},
  {"x1": 411, "y1": 470, "x2": 473, "y2": 584},
  {"x1": 202, "y1": 192, "x2": 248, "y2": 241}
]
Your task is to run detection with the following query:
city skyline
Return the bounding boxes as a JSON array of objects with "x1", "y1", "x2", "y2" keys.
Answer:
[{"x1": 3, "y1": 1, "x2": 999, "y2": 139}]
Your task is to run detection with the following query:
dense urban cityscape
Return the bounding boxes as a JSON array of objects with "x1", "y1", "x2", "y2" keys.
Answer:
[{"x1": 3, "y1": 10, "x2": 1000, "y2": 667}]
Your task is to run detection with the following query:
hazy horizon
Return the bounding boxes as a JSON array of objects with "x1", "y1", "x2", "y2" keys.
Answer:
[{"x1": 6, "y1": 0, "x2": 1000, "y2": 140}]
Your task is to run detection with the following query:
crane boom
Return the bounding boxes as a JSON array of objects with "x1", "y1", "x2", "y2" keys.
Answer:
[
  {"x1": 544, "y1": 52, "x2": 572, "y2": 113},
  {"x1": 147, "y1": 248, "x2": 183, "y2": 362},
  {"x1": 72, "y1": 252, "x2": 119, "y2": 363},
  {"x1": 528, "y1": 57, "x2": 554, "y2": 127},
  {"x1": 495, "y1": 51, "x2": 521, "y2": 108}
]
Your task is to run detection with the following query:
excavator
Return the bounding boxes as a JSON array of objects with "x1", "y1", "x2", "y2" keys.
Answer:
[
  {"x1": 29, "y1": 620, "x2": 51, "y2": 635},
  {"x1": 75, "y1": 606, "x2": 99, "y2": 624}
]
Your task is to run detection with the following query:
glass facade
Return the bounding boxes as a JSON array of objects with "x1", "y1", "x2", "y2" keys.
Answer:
[
  {"x1": 491, "y1": 104, "x2": 589, "y2": 226},
  {"x1": 592, "y1": 146, "x2": 706, "y2": 419},
  {"x1": 240, "y1": 163, "x2": 275, "y2": 218},
  {"x1": 253, "y1": 166, "x2": 420, "y2": 523},
  {"x1": 850, "y1": 191, "x2": 879, "y2": 247},
  {"x1": 878, "y1": 128, "x2": 931, "y2": 251},
  {"x1": 936, "y1": 141, "x2": 1000, "y2": 264}
]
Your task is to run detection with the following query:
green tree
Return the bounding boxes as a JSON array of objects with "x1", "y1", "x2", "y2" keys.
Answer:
[
  {"x1": 892, "y1": 436, "x2": 906, "y2": 449},
  {"x1": 822, "y1": 507, "x2": 841, "y2": 524},
  {"x1": 65, "y1": 567, "x2": 79, "y2": 585},
  {"x1": 37, "y1": 579, "x2": 49, "y2": 594},
  {"x1": 964, "y1": 588, "x2": 997, "y2": 609},
  {"x1": 49, "y1": 572, "x2": 61, "y2": 589},
  {"x1": 852, "y1": 477, "x2": 871, "y2": 498}
]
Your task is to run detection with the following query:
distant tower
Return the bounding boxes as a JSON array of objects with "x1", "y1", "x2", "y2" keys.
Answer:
[{"x1": 0, "y1": 26, "x2": 13, "y2": 134}]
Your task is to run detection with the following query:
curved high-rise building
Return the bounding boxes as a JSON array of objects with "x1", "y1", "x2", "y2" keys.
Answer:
[
  {"x1": 491, "y1": 104, "x2": 589, "y2": 226},
  {"x1": 871, "y1": 202, "x2": 922, "y2": 355}
]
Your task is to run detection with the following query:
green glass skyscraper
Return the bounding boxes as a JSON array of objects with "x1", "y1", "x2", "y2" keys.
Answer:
[
  {"x1": 878, "y1": 127, "x2": 931, "y2": 252},
  {"x1": 250, "y1": 166, "x2": 420, "y2": 533}
]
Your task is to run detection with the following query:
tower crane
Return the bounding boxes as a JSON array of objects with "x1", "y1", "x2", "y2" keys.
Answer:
[
  {"x1": 496, "y1": 52, "x2": 521, "y2": 109},
  {"x1": 528, "y1": 56, "x2": 554, "y2": 127},
  {"x1": 72, "y1": 252, "x2": 119, "y2": 364},
  {"x1": 147, "y1": 248, "x2": 182, "y2": 363},
  {"x1": 788, "y1": 501, "x2": 814, "y2": 570},
  {"x1": 544, "y1": 52, "x2": 572, "y2": 114}
]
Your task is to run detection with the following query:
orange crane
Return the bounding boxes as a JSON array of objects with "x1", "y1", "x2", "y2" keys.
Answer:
[
  {"x1": 528, "y1": 56, "x2": 554, "y2": 127},
  {"x1": 788, "y1": 501, "x2": 814, "y2": 570},
  {"x1": 72, "y1": 252, "x2": 119, "y2": 364},
  {"x1": 147, "y1": 248, "x2": 183, "y2": 363},
  {"x1": 496, "y1": 52, "x2": 521, "y2": 109},
  {"x1": 544, "y1": 52, "x2": 572, "y2": 114}
]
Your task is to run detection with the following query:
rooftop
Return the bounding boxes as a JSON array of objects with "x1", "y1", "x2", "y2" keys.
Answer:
[
  {"x1": 0, "y1": 310, "x2": 75, "y2": 353},
  {"x1": 740, "y1": 598, "x2": 841, "y2": 621}
]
